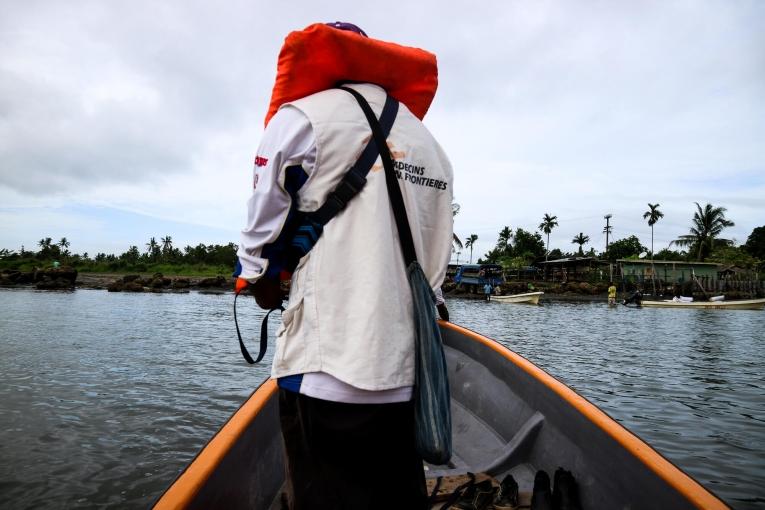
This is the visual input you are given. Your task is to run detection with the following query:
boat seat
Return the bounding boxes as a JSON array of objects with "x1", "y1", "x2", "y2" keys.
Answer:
[{"x1": 425, "y1": 409, "x2": 544, "y2": 479}]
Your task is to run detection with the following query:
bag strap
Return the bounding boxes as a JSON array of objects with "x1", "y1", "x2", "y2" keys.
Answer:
[
  {"x1": 234, "y1": 292, "x2": 284, "y2": 364},
  {"x1": 338, "y1": 86, "x2": 417, "y2": 267},
  {"x1": 308, "y1": 91, "x2": 399, "y2": 226}
]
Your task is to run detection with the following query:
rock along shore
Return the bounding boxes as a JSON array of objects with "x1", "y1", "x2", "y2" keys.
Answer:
[{"x1": 0, "y1": 268, "x2": 235, "y2": 293}]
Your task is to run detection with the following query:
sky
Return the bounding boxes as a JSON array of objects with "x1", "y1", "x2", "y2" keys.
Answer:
[{"x1": 1, "y1": 0, "x2": 763, "y2": 261}]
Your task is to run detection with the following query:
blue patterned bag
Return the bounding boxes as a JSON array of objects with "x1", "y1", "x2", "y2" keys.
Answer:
[{"x1": 341, "y1": 86, "x2": 453, "y2": 465}]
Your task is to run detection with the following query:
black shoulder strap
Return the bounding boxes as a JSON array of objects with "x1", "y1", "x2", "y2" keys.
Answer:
[
  {"x1": 284, "y1": 90, "x2": 399, "y2": 270},
  {"x1": 307, "y1": 90, "x2": 399, "y2": 225},
  {"x1": 339, "y1": 86, "x2": 418, "y2": 266}
]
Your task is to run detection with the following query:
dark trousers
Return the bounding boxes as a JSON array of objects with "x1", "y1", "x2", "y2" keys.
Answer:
[{"x1": 278, "y1": 389, "x2": 428, "y2": 510}]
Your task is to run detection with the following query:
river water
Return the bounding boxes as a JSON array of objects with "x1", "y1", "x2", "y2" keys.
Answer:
[{"x1": 0, "y1": 289, "x2": 762, "y2": 509}]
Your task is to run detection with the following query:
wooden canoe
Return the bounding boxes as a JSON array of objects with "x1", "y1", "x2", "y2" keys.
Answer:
[
  {"x1": 641, "y1": 298, "x2": 765, "y2": 310},
  {"x1": 492, "y1": 291, "x2": 544, "y2": 305},
  {"x1": 153, "y1": 321, "x2": 728, "y2": 510}
]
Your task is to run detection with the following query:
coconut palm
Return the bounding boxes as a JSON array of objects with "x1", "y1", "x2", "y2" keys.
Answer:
[
  {"x1": 642, "y1": 203, "x2": 663, "y2": 258},
  {"x1": 57, "y1": 237, "x2": 70, "y2": 256},
  {"x1": 538, "y1": 213, "x2": 558, "y2": 261},
  {"x1": 161, "y1": 236, "x2": 173, "y2": 254},
  {"x1": 571, "y1": 232, "x2": 590, "y2": 256},
  {"x1": 451, "y1": 202, "x2": 463, "y2": 252},
  {"x1": 497, "y1": 226, "x2": 512, "y2": 253},
  {"x1": 674, "y1": 202, "x2": 734, "y2": 261},
  {"x1": 146, "y1": 237, "x2": 158, "y2": 254},
  {"x1": 465, "y1": 234, "x2": 478, "y2": 264},
  {"x1": 452, "y1": 234, "x2": 463, "y2": 251}
]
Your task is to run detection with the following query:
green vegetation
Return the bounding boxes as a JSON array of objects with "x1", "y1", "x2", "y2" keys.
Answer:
[
  {"x1": 743, "y1": 226, "x2": 765, "y2": 260},
  {"x1": 460, "y1": 201, "x2": 762, "y2": 274},
  {"x1": 538, "y1": 213, "x2": 558, "y2": 261},
  {"x1": 604, "y1": 236, "x2": 647, "y2": 262},
  {"x1": 0, "y1": 237, "x2": 238, "y2": 277},
  {"x1": 480, "y1": 227, "x2": 545, "y2": 269},
  {"x1": 673, "y1": 202, "x2": 735, "y2": 261},
  {"x1": 2, "y1": 203, "x2": 762, "y2": 279},
  {"x1": 642, "y1": 203, "x2": 663, "y2": 257},
  {"x1": 571, "y1": 233, "x2": 590, "y2": 256},
  {"x1": 464, "y1": 234, "x2": 478, "y2": 264}
]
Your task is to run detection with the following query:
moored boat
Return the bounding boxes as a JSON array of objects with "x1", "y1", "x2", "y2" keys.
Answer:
[
  {"x1": 492, "y1": 291, "x2": 544, "y2": 305},
  {"x1": 153, "y1": 322, "x2": 728, "y2": 510},
  {"x1": 641, "y1": 298, "x2": 765, "y2": 310}
]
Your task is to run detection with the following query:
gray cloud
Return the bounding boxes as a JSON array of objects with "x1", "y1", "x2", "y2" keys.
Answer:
[{"x1": 0, "y1": 0, "x2": 763, "y2": 255}]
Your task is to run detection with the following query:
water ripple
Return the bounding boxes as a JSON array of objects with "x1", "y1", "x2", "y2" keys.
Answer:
[{"x1": 0, "y1": 290, "x2": 763, "y2": 509}]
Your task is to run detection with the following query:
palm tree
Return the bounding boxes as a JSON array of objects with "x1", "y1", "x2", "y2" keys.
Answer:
[
  {"x1": 146, "y1": 237, "x2": 158, "y2": 254},
  {"x1": 38, "y1": 237, "x2": 52, "y2": 250},
  {"x1": 57, "y1": 237, "x2": 70, "y2": 256},
  {"x1": 452, "y1": 234, "x2": 463, "y2": 252},
  {"x1": 642, "y1": 204, "x2": 663, "y2": 258},
  {"x1": 465, "y1": 234, "x2": 478, "y2": 264},
  {"x1": 497, "y1": 226, "x2": 512, "y2": 253},
  {"x1": 161, "y1": 236, "x2": 173, "y2": 255},
  {"x1": 538, "y1": 213, "x2": 558, "y2": 261},
  {"x1": 451, "y1": 201, "x2": 463, "y2": 253},
  {"x1": 571, "y1": 232, "x2": 590, "y2": 256},
  {"x1": 674, "y1": 202, "x2": 734, "y2": 261}
]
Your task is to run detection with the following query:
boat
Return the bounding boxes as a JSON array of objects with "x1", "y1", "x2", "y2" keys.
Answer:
[
  {"x1": 492, "y1": 291, "x2": 544, "y2": 305},
  {"x1": 641, "y1": 297, "x2": 765, "y2": 310},
  {"x1": 153, "y1": 321, "x2": 728, "y2": 510}
]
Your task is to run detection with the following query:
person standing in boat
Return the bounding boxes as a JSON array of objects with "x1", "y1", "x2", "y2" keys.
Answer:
[{"x1": 236, "y1": 23, "x2": 454, "y2": 509}]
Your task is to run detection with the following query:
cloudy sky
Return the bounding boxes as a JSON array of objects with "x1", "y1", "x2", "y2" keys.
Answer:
[{"x1": 1, "y1": 0, "x2": 763, "y2": 261}]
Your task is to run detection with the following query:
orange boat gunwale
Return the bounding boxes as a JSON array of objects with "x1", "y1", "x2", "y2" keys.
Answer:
[
  {"x1": 154, "y1": 323, "x2": 729, "y2": 510},
  {"x1": 439, "y1": 321, "x2": 728, "y2": 510},
  {"x1": 153, "y1": 378, "x2": 278, "y2": 510}
]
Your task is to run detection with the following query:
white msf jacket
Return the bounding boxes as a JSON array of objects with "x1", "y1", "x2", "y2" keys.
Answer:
[{"x1": 238, "y1": 83, "x2": 454, "y2": 392}]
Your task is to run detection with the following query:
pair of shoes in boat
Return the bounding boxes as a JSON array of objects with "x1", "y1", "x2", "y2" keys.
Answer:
[
  {"x1": 531, "y1": 468, "x2": 582, "y2": 510},
  {"x1": 448, "y1": 479, "x2": 496, "y2": 509},
  {"x1": 447, "y1": 474, "x2": 519, "y2": 510},
  {"x1": 492, "y1": 474, "x2": 519, "y2": 509}
]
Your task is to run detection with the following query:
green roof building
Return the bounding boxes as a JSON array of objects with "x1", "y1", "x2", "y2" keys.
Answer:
[{"x1": 617, "y1": 259, "x2": 719, "y2": 284}]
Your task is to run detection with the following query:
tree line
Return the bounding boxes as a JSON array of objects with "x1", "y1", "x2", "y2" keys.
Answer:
[
  {"x1": 0, "y1": 236, "x2": 238, "y2": 276},
  {"x1": 455, "y1": 202, "x2": 764, "y2": 270}
]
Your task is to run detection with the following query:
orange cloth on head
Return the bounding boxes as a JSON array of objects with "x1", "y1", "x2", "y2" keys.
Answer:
[{"x1": 264, "y1": 23, "x2": 438, "y2": 126}]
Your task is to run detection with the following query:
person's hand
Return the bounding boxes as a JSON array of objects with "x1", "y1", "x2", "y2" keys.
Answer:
[
  {"x1": 252, "y1": 277, "x2": 284, "y2": 310},
  {"x1": 437, "y1": 303, "x2": 450, "y2": 322}
]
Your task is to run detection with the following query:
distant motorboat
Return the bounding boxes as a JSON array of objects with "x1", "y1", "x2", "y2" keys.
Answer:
[{"x1": 492, "y1": 291, "x2": 544, "y2": 305}]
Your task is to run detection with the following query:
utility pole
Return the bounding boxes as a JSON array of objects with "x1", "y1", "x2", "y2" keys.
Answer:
[
  {"x1": 603, "y1": 214, "x2": 613, "y2": 257},
  {"x1": 604, "y1": 213, "x2": 613, "y2": 283}
]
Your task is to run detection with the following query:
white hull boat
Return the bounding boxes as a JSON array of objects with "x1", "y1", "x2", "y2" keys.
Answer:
[
  {"x1": 641, "y1": 298, "x2": 765, "y2": 310},
  {"x1": 492, "y1": 291, "x2": 544, "y2": 305}
]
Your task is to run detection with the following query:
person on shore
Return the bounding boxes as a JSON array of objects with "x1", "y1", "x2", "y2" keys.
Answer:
[
  {"x1": 236, "y1": 22, "x2": 453, "y2": 509},
  {"x1": 484, "y1": 282, "x2": 493, "y2": 301},
  {"x1": 608, "y1": 281, "x2": 617, "y2": 306}
]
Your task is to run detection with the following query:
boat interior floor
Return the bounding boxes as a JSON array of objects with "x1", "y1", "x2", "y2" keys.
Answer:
[
  {"x1": 266, "y1": 398, "x2": 547, "y2": 509},
  {"x1": 268, "y1": 343, "x2": 556, "y2": 509}
]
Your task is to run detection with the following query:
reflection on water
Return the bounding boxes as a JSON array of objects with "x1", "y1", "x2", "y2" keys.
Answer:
[{"x1": 0, "y1": 290, "x2": 763, "y2": 509}]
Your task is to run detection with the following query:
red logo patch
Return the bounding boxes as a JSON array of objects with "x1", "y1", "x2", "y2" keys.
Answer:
[{"x1": 254, "y1": 156, "x2": 269, "y2": 167}]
